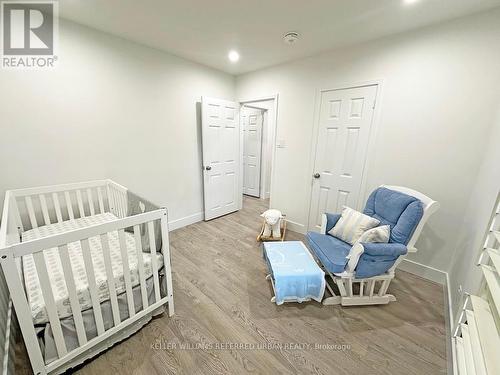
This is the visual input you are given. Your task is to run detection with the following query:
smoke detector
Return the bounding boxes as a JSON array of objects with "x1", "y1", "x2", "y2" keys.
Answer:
[{"x1": 283, "y1": 32, "x2": 300, "y2": 45}]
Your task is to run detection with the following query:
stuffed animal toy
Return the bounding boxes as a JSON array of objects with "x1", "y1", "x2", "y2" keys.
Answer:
[{"x1": 261, "y1": 209, "x2": 284, "y2": 239}]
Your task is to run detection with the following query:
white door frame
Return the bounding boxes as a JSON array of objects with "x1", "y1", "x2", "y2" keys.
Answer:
[
  {"x1": 306, "y1": 80, "x2": 384, "y2": 230},
  {"x1": 239, "y1": 94, "x2": 279, "y2": 207}
]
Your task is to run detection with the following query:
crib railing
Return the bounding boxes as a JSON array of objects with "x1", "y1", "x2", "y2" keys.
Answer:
[
  {"x1": 0, "y1": 181, "x2": 173, "y2": 375},
  {"x1": 107, "y1": 181, "x2": 128, "y2": 219},
  {"x1": 6, "y1": 180, "x2": 127, "y2": 232}
]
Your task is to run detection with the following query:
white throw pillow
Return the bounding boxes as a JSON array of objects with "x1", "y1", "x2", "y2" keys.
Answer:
[
  {"x1": 356, "y1": 225, "x2": 390, "y2": 244},
  {"x1": 329, "y1": 206, "x2": 380, "y2": 245}
]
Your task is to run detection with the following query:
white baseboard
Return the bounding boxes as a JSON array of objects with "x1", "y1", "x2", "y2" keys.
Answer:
[
  {"x1": 285, "y1": 219, "x2": 306, "y2": 234},
  {"x1": 399, "y1": 258, "x2": 447, "y2": 285},
  {"x1": 167, "y1": 210, "x2": 305, "y2": 233},
  {"x1": 168, "y1": 212, "x2": 204, "y2": 231}
]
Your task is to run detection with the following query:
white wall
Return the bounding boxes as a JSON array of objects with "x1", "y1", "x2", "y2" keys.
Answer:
[
  {"x1": 0, "y1": 20, "x2": 235, "y2": 225},
  {"x1": 448, "y1": 105, "x2": 500, "y2": 318},
  {"x1": 236, "y1": 9, "x2": 500, "y2": 272}
]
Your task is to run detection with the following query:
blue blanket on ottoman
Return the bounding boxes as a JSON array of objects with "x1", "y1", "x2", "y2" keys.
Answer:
[{"x1": 263, "y1": 241, "x2": 325, "y2": 305}]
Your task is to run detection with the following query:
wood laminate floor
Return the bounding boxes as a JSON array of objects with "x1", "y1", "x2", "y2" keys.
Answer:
[{"x1": 15, "y1": 196, "x2": 447, "y2": 374}]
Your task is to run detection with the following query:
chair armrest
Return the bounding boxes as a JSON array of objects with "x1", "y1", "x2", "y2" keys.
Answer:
[
  {"x1": 324, "y1": 213, "x2": 341, "y2": 233},
  {"x1": 361, "y1": 242, "x2": 407, "y2": 257}
]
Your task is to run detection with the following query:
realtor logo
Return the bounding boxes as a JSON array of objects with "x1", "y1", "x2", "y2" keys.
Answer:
[{"x1": 1, "y1": 1, "x2": 58, "y2": 68}]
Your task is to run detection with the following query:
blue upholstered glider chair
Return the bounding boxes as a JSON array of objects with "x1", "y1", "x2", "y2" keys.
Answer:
[{"x1": 306, "y1": 185, "x2": 439, "y2": 306}]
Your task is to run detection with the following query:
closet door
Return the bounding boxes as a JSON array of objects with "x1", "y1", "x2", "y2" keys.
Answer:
[
  {"x1": 242, "y1": 107, "x2": 263, "y2": 198},
  {"x1": 308, "y1": 85, "x2": 378, "y2": 231},
  {"x1": 201, "y1": 97, "x2": 241, "y2": 220}
]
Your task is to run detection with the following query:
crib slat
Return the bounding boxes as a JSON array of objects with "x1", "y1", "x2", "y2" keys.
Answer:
[
  {"x1": 25, "y1": 196, "x2": 38, "y2": 229},
  {"x1": 64, "y1": 191, "x2": 75, "y2": 220},
  {"x1": 52, "y1": 193, "x2": 63, "y2": 223},
  {"x1": 113, "y1": 189, "x2": 119, "y2": 217},
  {"x1": 39, "y1": 194, "x2": 51, "y2": 225},
  {"x1": 106, "y1": 185, "x2": 115, "y2": 216},
  {"x1": 76, "y1": 190, "x2": 85, "y2": 218},
  {"x1": 58, "y1": 244, "x2": 87, "y2": 346},
  {"x1": 100, "y1": 233, "x2": 121, "y2": 326},
  {"x1": 32, "y1": 252, "x2": 67, "y2": 357},
  {"x1": 367, "y1": 280, "x2": 375, "y2": 297},
  {"x1": 148, "y1": 221, "x2": 161, "y2": 303},
  {"x1": 0, "y1": 255, "x2": 46, "y2": 371},
  {"x1": 160, "y1": 210, "x2": 174, "y2": 316},
  {"x1": 12, "y1": 198, "x2": 25, "y2": 231},
  {"x1": 97, "y1": 187, "x2": 105, "y2": 214},
  {"x1": 117, "y1": 189, "x2": 124, "y2": 217},
  {"x1": 133, "y1": 225, "x2": 148, "y2": 309},
  {"x1": 80, "y1": 239, "x2": 105, "y2": 335},
  {"x1": 121, "y1": 194, "x2": 126, "y2": 218},
  {"x1": 113, "y1": 189, "x2": 120, "y2": 217},
  {"x1": 87, "y1": 188, "x2": 95, "y2": 216},
  {"x1": 115, "y1": 189, "x2": 123, "y2": 218},
  {"x1": 121, "y1": 192, "x2": 127, "y2": 218},
  {"x1": 347, "y1": 278, "x2": 353, "y2": 297},
  {"x1": 115, "y1": 189, "x2": 126, "y2": 218},
  {"x1": 359, "y1": 281, "x2": 364, "y2": 297},
  {"x1": 118, "y1": 229, "x2": 135, "y2": 317}
]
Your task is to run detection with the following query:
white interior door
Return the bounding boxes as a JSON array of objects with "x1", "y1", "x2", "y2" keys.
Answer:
[
  {"x1": 201, "y1": 97, "x2": 240, "y2": 220},
  {"x1": 242, "y1": 107, "x2": 263, "y2": 197},
  {"x1": 308, "y1": 85, "x2": 378, "y2": 231}
]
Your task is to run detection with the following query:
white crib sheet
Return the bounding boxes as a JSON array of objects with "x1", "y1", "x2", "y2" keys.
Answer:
[{"x1": 22, "y1": 213, "x2": 164, "y2": 325}]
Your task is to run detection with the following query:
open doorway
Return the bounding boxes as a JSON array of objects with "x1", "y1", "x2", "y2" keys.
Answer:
[
  {"x1": 200, "y1": 95, "x2": 277, "y2": 221},
  {"x1": 240, "y1": 96, "x2": 278, "y2": 211}
]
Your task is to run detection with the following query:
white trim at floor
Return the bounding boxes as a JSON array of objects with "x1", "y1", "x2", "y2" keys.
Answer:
[
  {"x1": 168, "y1": 212, "x2": 204, "y2": 231},
  {"x1": 285, "y1": 219, "x2": 306, "y2": 234},
  {"x1": 399, "y1": 258, "x2": 447, "y2": 285},
  {"x1": 167, "y1": 212, "x2": 307, "y2": 233}
]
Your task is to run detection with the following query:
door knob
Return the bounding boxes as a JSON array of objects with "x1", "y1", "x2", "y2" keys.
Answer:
[
  {"x1": 313, "y1": 172, "x2": 320, "y2": 179},
  {"x1": 205, "y1": 166, "x2": 212, "y2": 171}
]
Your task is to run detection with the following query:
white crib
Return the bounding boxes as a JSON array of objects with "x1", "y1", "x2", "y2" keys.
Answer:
[{"x1": 0, "y1": 180, "x2": 173, "y2": 375}]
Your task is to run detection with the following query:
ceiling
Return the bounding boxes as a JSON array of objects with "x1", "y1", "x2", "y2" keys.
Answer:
[{"x1": 58, "y1": 0, "x2": 500, "y2": 75}]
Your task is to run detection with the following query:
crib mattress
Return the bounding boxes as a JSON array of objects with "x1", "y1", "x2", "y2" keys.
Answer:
[{"x1": 22, "y1": 212, "x2": 164, "y2": 325}]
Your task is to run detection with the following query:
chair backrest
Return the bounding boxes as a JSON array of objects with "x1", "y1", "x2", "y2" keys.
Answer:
[{"x1": 363, "y1": 185, "x2": 439, "y2": 251}]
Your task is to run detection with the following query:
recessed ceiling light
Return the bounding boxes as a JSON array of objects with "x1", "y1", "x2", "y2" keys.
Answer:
[
  {"x1": 403, "y1": 0, "x2": 419, "y2": 4},
  {"x1": 228, "y1": 50, "x2": 240, "y2": 63}
]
